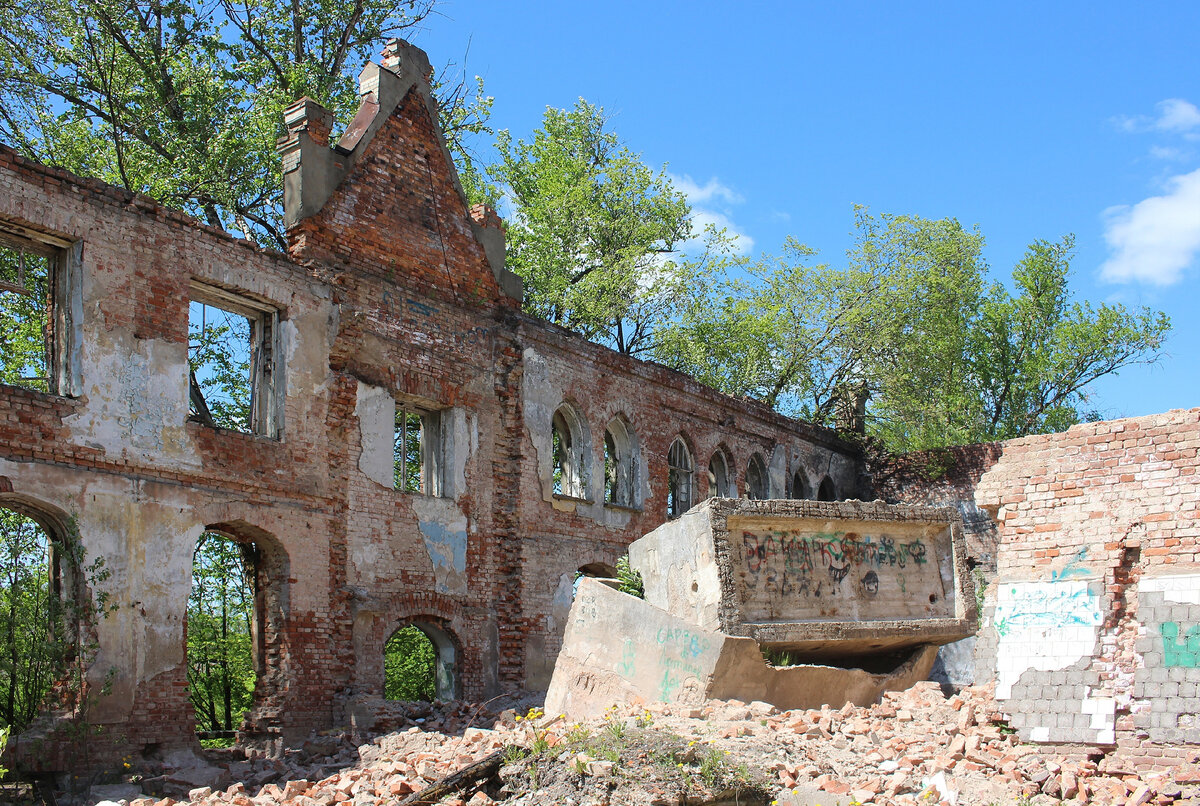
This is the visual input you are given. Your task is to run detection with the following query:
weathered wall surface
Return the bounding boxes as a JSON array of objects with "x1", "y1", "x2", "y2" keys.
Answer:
[
  {"x1": 545, "y1": 578, "x2": 940, "y2": 720},
  {"x1": 0, "y1": 42, "x2": 865, "y2": 766},
  {"x1": 630, "y1": 499, "x2": 976, "y2": 659},
  {"x1": 967, "y1": 409, "x2": 1200, "y2": 770}
]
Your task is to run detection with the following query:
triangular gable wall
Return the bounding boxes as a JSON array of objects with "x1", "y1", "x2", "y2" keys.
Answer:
[{"x1": 278, "y1": 39, "x2": 522, "y2": 305}]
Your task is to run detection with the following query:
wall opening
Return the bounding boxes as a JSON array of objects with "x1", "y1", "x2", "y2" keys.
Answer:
[
  {"x1": 667, "y1": 437, "x2": 694, "y2": 518},
  {"x1": 551, "y1": 403, "x2": 588, "y2": 498},
  {"x1": 817, "y1": 476, "x2": 836, "y2": 501},
  {"x1": 187, "y1": 530, "x2": 259, "y2": 745},
  {"x1": 394, "y1": 406, "x2": 443, "y2": 495},
  {"x1": 0, "y1": 225, "x2": 79, "y2": 396},
  {"x1": 746, "y1": 453, "x2": 768, "y2": 500},
  {"x1": 188, "y1": 280, "x2": 280, "y2": 436},
  {"x1": 0, "y1": 505, "x2": 64, "y2": 732},
  {"x1": 603, "y1": 417, "x2": 636, "y2": 507},
  {"x1": 707, "y1": 448, "x2": 732, "y2": 498},
  {"x1": 384, "y1": 620, "x2": 457, "y2": 701},
  {"x1": 790, "y1": 468, "x2": 810, "y2": 500}
]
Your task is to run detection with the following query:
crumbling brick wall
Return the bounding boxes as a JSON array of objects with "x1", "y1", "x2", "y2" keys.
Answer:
[
  {"x1": 971, "y1": 409, "x2": 1200, "y2": 770},
  {"x1": 872, "y1": 442, "x2": 1003, "y2": 571},
  {"x1": 0, "y1": 41, "x2": 865, "y2": 767}
]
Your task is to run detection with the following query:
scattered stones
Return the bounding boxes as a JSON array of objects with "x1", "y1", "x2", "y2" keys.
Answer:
[{"x1": 75, "y1": 686, "x2": 1200, "y2": 806}]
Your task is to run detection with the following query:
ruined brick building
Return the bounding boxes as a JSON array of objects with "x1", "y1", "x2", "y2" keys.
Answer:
[
  {"x1": 0, "y1": 41, "x2": 860, "y2": 764},
  {"x1": 2, "y1": 37, "x2": 1197, "y2": 775}
]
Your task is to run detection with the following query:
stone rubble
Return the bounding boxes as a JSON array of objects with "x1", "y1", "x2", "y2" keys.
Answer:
[{"x1": 92, "y1": 684, "x2": 1200, "y2": 806}]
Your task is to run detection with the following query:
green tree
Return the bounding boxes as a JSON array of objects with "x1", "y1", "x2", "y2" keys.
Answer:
[
  {"x1": 486, "y1": 99, "x2": 697, "y2": 355},
  {"x1": 657, "y1": 209, "x2": 1170, "y2": 450},
  {"x1": 0, "y1": 242, "x2": 51, "y2": 392},
  {"x1": 383, "y1": 625, "x2": 435, "y2": 701},
  {"x1": 0, "y1": 0, "x2": 490, "y2": 250},
  {"x1": 0, "y1": 509, "x2": 63, "y2": 732},
  {"x1": 187, "y1": 532, "x2": 255, "y2": 737}
]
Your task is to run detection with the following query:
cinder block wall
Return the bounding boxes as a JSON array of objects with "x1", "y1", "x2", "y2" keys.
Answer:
[{"x1": 971, "y1": 409, "x2": 1200, "y2": 771}]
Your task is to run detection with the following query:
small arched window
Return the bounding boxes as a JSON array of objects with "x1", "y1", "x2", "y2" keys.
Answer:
[
  {"x1": 552, "y1": 404, "x2": 587, "y2": 498},
  {"x1": 790, "y1": 469, "x2": 810, "y2": 500},
  {"x1": 707, "y1": 450, "x2": 732, "y2": 498},
  {"x1": 746, "y1": 453, "x2": 768, "y2": 500},
  {"x1": 667, "y1": 438, "x2": 694, "y2": 518},
  {"x1": 817, "y1": 476, "x2": 836, "y2": 501},
  {"x1": 604, "y1": 418, "x2": 636, "y2": 507}
]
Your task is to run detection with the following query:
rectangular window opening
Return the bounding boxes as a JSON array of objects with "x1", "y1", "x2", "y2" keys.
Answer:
[
  {"x1": 0, "y1": 227, "x2": 75, "y2": 395},
  {"x1": 188, "y1": 281, "x2": 280, "y2": 437},
  {"x1": 394, "y1": 406, "x2": 443, "y2": 496}
]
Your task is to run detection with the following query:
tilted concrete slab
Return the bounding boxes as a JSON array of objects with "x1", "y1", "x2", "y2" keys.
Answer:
[
  {"x1": 628, "y1": 499, "x2": 978, "y2": 660},
  {"x1": 545, "y1": 578, "x2": 940, "y2": 720}
]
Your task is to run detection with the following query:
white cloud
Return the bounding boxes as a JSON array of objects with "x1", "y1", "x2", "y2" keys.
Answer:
[
  {"x1": 1114, "y1": 98, "x2": 1200, "y2": 138},
  {"x1": 1154, "y1": 99, "x2": 1200, "y2": 133},
  {"x1": 690, "y1": 209, "x2": 755, "y2": 255},
  {"x1": 670, "y1": 173, "x2": 754, "y2": 255},
  {"x1": 1100, "y1": 168, "x2": 1200, "y2": 285},
  {"x1": 1148, "y1": 145, "x2": 1187, "y2": 162},
  {"x1": 671, "y1": 173, "x2": 744, "y2": 206}
]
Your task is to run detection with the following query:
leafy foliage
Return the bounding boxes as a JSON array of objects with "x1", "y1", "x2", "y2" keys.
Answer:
[
  {"x1": 187, "y1": 532, "x2": 255, "y2": 734},
  {"x1": 0, "y1": 243, "x2": 51, "y2": 392},
  {"x1": 0, "y1": 509, "x2": 63, "y2": 731},
  {"x1": 485, "y1": 99, "x2": 701, "y2": 355},
  {"x1": 383, "y1": 625, "x2": 435, "y2": 701},
  {"x1": 0, "y1": 0, "x2": 490, "y2": 249},
  {"x1": 657, "y1": 209, "x2": 1171, "y2": 450},
  {"x1": 188, "y1": 301, "x2": 252, "y2": 431},
  {"x1": 615, "y1": 556, "x2": 643, "y2": 599}
]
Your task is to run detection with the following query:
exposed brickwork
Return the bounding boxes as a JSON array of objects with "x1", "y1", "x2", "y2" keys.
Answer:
[
  {"x1": 0, "y1": 45, "x2": 864, "y2": 769},
  {"x1": 872, "y1": 442, "x2": 1003, "y2": 570},
  {"x1": 883, "y1": 411, "x2": 1200, "y2": 772}
]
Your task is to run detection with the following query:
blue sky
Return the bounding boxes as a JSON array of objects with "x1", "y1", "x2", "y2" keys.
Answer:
[{"x1": 413, "y1": 2, "x2": 1199, "y2": 420}]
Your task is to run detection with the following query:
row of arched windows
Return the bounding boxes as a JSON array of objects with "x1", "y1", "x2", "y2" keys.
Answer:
[{"x1": 550, "y1": 402, "x2": 839, "y2": 518}]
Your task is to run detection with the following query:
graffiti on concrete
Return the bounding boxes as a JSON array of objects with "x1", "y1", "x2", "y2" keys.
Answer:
[
  {"x1": 654, "y1": 626, "x2": 710, "y2": 702},
  {"x1": 736, "y1": 526, "x2": 947, "y2": 621},
  {"x1": 741, "y1": 530, "x2": 927, "y2": 596},
  {"x1": 1161, "y1": 622, "x2": 1200, "y2": 668}
]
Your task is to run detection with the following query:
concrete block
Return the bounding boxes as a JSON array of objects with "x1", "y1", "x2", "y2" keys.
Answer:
[
  {"x1": 546, "y1": 578, "x2": 940, "y2": 720},
  {"x1": 629, "y1": 499, "x2": 976, "y2": 658}
]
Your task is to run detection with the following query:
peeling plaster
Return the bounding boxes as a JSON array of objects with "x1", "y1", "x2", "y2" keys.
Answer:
[
  {"x1": 64, "y1": 332, "x2": 194, "y2": 464},
  {"x1": 355, "y1": 381, "x2": 395, "y2": 488},
  {"x1": 412, "y1": 496, "x2": 468, "y2": 594}
]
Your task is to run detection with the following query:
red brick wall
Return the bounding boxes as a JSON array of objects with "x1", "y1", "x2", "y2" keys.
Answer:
[
  {"x1": 971, "y1": 410, "x2": 1200, "y2": 770},
  {"x1": 0, "y1": 60, "x2": 866, "y2": 771}
]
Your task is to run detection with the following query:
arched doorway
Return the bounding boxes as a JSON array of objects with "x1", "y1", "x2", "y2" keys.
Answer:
[
  {"x1": 0, "y1": 505, "x2": 64, "y2": 732},
  {"x1": 187, "y1": 530, "x2": 257, "y2": 743},
  {"x1": 384, "y1": 620, "x2": 458, "y2": 701}
]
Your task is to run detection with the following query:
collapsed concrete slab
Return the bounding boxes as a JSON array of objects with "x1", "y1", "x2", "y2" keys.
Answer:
[
  {"x1": 546, "y1": 499, "x2": 976, "y2": 718},
  {"x1": 630, "y1": 498, "x2": 977, "y2": 660},
  {"x1": 545, "y1": 577, "x2": 940, "y2": 720}
]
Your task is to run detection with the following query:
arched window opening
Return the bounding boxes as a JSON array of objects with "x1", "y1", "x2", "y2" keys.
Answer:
[
  {"x1": 817, "y1": 476, "x2": 837, "y2": 501},
  {"x1": 551, "y1": 405, "x2": 587, "y2": 498},
  {"x1": 384, "y1": 621, "x2": 457, "y2": 701},
  {"x1": 603, "y1": 418, "x2": 636, "y2": 507},
  {"x1": 187, "y1": 531, "x2": 258, "y2": 745},
  {"x1": 667, "y1": 438, "x2": 694, "y2": 518},
  {"x1": 0, "y1": 506, "x2": 63, "y2": 733},
  {"x1": 746, "y1": 454, "x2": 769, "y2": 500},
  {"x1": 707, "y1": 451, "x2": 732, "y2": 498},
  {"x1": 574, "y1": 562, "x2": 619, "y2": 598},
  {"x1": 791, "y1": 469, "x2": 810, "y2": 500}
]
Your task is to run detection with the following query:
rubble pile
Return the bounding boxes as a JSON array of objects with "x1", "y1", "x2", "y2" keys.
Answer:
[{"x1": 89, "y1": 685, "x2": 1200, "y2": 806}]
